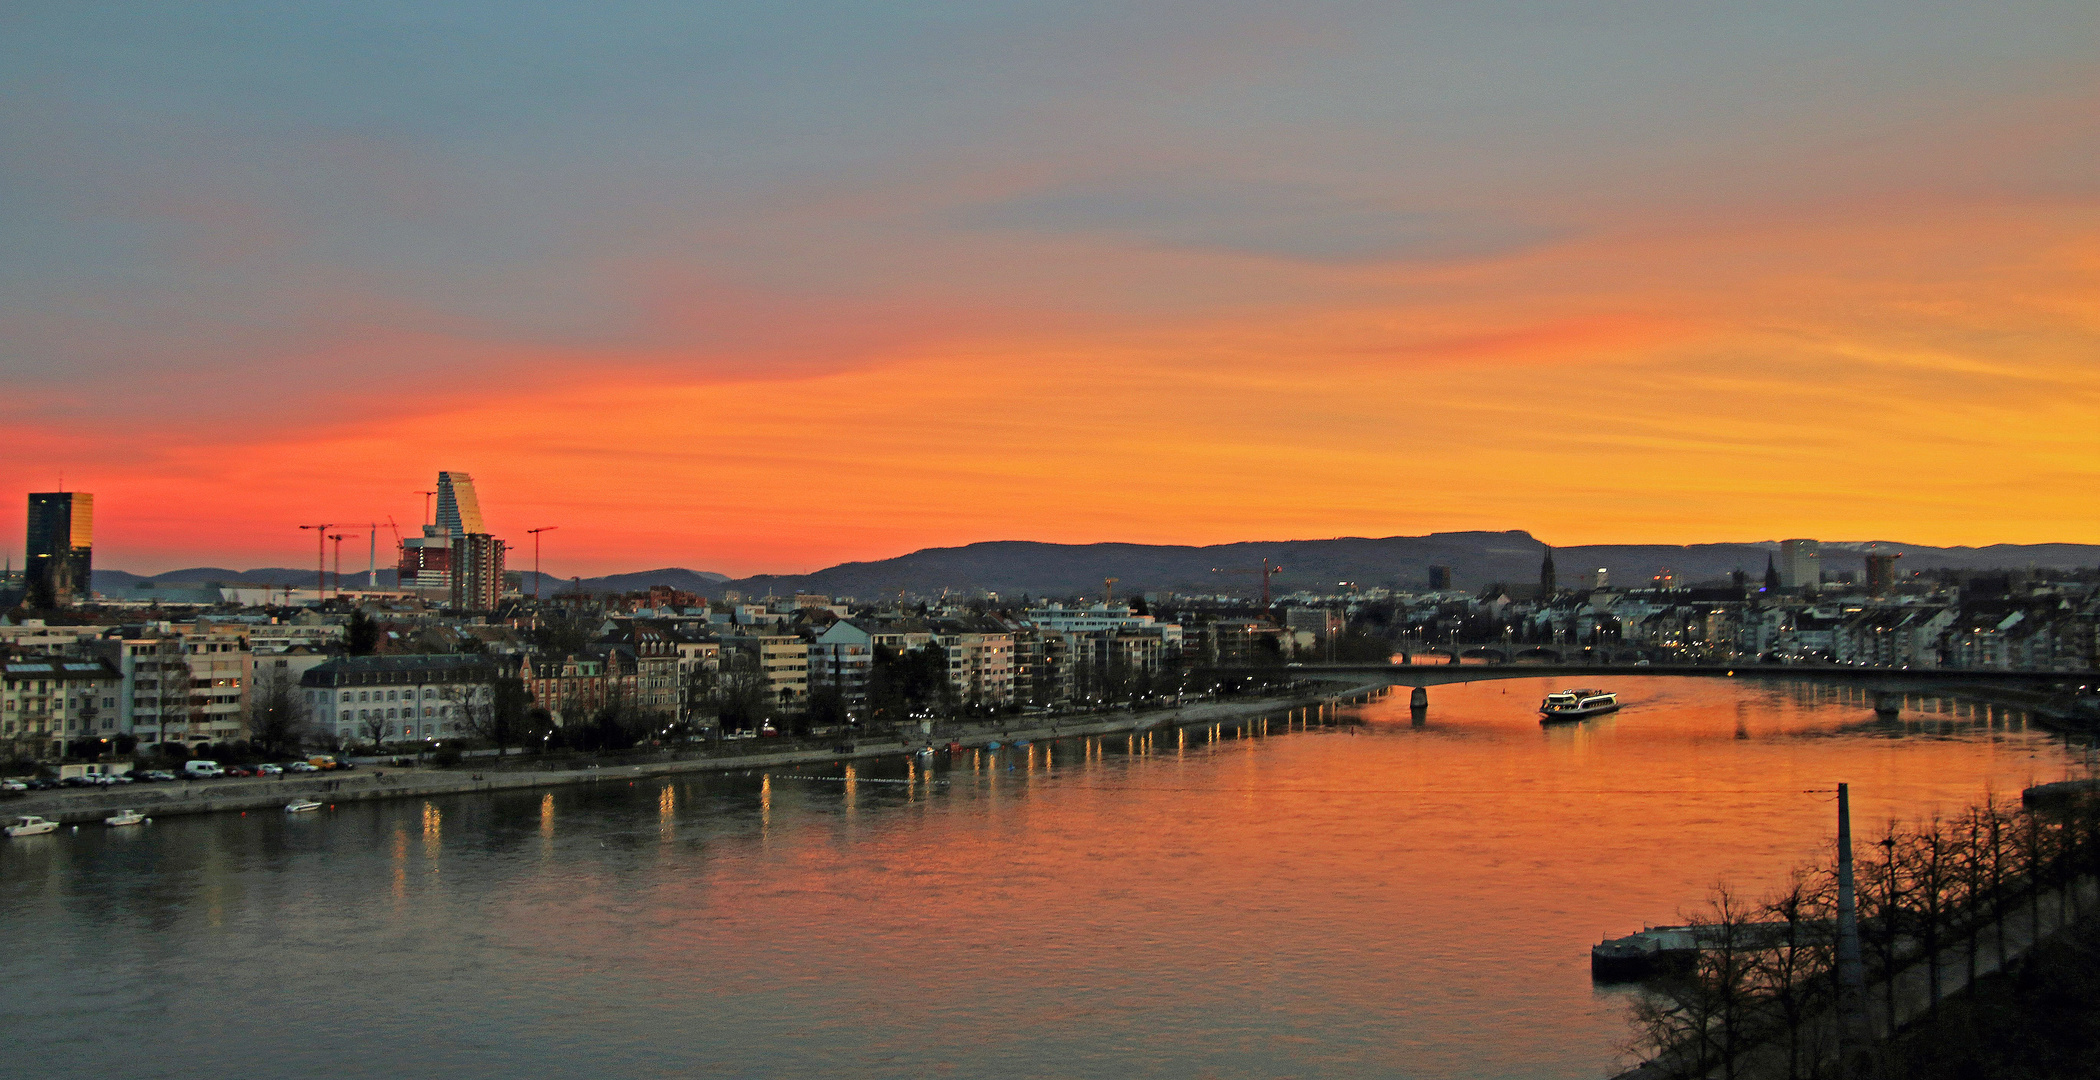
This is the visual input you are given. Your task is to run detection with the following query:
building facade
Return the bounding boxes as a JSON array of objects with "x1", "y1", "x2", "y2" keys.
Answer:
[
  {"x1": 303, "y1": 654, "x2": 496, "y2": 745},
  {"x1": 1, "y1": 657, "x2": 122, "y2": 758},
  {"x1": 26, "y1": 491, "x2": 93, "y2": 608}
]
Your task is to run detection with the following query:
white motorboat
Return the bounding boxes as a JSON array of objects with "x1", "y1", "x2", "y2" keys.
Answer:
[
  {"x1": 285, "y1": 799, "x2": 325, "y2": 813},
  {"x1": 6, "y1": 815, "x2": 59, "y2": 837},
  {"x1": 1540, "y1": 688, "x2": 1620, "y2": 722},
  {"x1": 104, "y1": 810, "x2": 149, "y2": 827}
]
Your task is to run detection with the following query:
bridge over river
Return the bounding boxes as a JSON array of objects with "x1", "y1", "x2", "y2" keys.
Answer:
[{"x1": 1203, "y1": 661, "x2": 2091, "y2": 719}]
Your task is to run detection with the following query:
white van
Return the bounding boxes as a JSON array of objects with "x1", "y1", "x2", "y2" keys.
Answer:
[{"x1": 184, "y1": 760, "x2": 224, "y2": 779}]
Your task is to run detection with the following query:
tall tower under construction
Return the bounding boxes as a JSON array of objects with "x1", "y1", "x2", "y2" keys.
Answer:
[
  {"x1": 398, "y1": 471, "x2": 505, "y2": 610},
  {"x1": 435, "y1": 471, "x2": 486, "y2": 535}
]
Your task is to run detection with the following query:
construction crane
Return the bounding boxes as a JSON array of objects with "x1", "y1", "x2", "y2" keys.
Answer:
[
  {"x1": 327, "y1": 532, "x2": 353, "y2": 599},
  {"x1": 414, "y1": 490, "x2": 437, "y2": 527},
  {"x1": 1210, "y1": 558, "x2": 1284, "y2": 609},
  {"x1": 1103, "y1": 577, "x2": 1120, "y2": 605},
  {"x1": 298, "y1": 524, "x2": 336, "y2": 600},
  {"x1": 526, "y1": 526, "x2": 559, "y2": 600},
  {"x1": 384, "y1": 516, "x2": 404, "y2": 586}
]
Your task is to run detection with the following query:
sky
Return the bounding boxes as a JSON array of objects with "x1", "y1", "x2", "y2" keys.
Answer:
[{"x1": 3, "y1": 1, "x2": 2097, "y2": 577}]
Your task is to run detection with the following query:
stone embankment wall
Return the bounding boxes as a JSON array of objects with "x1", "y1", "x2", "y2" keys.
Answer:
[{"x1": 4, "y1": 682, "x2": 1382, "y2": 826}]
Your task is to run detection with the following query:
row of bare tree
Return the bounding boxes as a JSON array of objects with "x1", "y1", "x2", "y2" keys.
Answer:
[{"x1": 1631, "y1": 791, "x2": 2100, "y2": 1080}]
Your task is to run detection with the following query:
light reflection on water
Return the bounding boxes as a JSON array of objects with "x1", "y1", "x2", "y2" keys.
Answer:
[{"x1": 0, "y1": 676, "x2": 2085, "y2": 1079}]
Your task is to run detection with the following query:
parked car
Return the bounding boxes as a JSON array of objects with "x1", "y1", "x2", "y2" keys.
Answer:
[
  {"x1": 26, "y1": 778, "x2": 59, "y2": 791},
  {"x1": 256, "y1": 764, "x2": 283, "y2": 775},
  {"x1": 286, "y1": 762, "x2": 320, "y2": 773},
  {"x1": 60, "y1": 776, "x2": 95, "y2": 788},
  {"x1": 0, "y1": 779, "x2": 26, "y2": 792}
]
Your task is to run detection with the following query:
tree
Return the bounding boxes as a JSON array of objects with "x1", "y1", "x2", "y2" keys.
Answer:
[
  {"x1": 1630, "y1": 886, "x2": 1761, "y2": 1080},
  {"x1": 867, "y1": 643, "x2": 950, "y2": 728},
  {"x1": 1751, "y1": 873, "x2": 1834, "y2": 1079},
  {"x1": 805, "y1": 685, "x2": 849, "y2": 732},
  {"x1": 715, "y1": 662, "x2": 773, "y2": 734},
  {"x1": 359, "y1": 708, "x2": 392, "y2": 751},
  {"x1": 448, "y1": 674, "x2": 530, "y2": 752},
  {"x1": 248, "y1": 668, "x2": 310, "y2": 757},
  {"x1": 346, "y1": 609, "x2": 380, "y2": 656},
  {"x1": 524, "y1": 612, "x2": 595, "y2": 657},
  {"x1": 682, "y1": 662, "x2": 720, "y2": 731}
]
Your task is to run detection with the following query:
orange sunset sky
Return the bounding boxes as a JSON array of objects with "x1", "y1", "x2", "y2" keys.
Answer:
[{"x1": 4, "y1": 3, "x2": 2097, "y2": 576}]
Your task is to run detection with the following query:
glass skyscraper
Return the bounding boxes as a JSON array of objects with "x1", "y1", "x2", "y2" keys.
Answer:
[{"x1": 26, "y1": 492, "x2": 93, "y2": 608}]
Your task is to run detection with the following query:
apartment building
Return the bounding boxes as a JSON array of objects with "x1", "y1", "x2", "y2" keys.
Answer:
[
  {"x1": 304, "y1": 654, "x2": 497, "y2": 744},
  {"x1": 935, "y1": 619, "x2": 1015, "y2": 706},
  {"x1": 1, "y1": 657, "x2": 122, "y2": 758}
]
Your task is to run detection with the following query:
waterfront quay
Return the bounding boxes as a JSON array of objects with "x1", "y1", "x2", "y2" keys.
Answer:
[{"x1": 2, "y1": 681, "x2": 1379, "y2": 825}]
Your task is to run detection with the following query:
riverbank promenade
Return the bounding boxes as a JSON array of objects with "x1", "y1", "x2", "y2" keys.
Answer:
[{"x1": 3, "y1": 680, "x2": 1378, "y2": 825}]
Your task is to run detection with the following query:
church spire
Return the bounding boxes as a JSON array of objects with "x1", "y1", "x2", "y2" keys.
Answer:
[{"x1": 1539, "y1": 545, "x2": 1557, "y2": 595}]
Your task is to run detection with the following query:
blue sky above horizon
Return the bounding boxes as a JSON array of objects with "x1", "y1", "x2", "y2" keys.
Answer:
[{"x1": 4, "y1": 1, "x2": 2097, "y2": 573}]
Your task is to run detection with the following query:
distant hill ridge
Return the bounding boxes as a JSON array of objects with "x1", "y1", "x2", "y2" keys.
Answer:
[{"x1": 94, "y1": 533, "x2": 2100, "y2": 600}]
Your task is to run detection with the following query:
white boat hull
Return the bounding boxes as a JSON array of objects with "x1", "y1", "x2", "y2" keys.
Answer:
[{"x1": 1541, "y1": 702, "x2": 1620, "y2": 722}]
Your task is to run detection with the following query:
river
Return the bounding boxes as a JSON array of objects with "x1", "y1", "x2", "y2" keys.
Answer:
[{"x1": 2, "y1": 676, "x2": 2087, "y2": 1079}]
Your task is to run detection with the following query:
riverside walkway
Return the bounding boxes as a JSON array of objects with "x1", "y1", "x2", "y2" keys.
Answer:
[{"x1": 2, "y1": 680, "x2": 1382, "y2": 826}]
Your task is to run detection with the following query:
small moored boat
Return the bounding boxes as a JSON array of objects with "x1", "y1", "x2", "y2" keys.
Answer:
[
  {"x1": 1541, "y1": 688, "x2": 1620, "y2": 722},
  {"x1": 105, "y1": 810, "x2": 149, "y2": 827},
  {"x1": 285, "y1": 799, "x2": 325, "y2": 814},
  {"x1": 6, "y1": 815, "x2": 59, "y2": 837}
]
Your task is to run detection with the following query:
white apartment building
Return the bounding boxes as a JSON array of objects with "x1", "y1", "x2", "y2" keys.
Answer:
[{"x1": 301, "y1": 654, "x2": 496, "y2": 745}]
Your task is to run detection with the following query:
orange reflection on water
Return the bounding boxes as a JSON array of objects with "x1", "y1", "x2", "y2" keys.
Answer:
[
  {"x1": 420, "y1": 802, "x2": 441, "y2": 863},
  {"x1": 282, "y1": 677, "x2": 2091, "y2": 1079}
]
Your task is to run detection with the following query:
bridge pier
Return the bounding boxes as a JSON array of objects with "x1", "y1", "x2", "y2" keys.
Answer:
[
  {"x1": 1409, "y1": 686, "x2": 1429, "y2": 714},
  {"x1": 1873, "y1": 692, "x2": 1901, "y2": 719}
]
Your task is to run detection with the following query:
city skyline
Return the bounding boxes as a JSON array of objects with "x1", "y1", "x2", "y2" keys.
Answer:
[{"x1": 4, "y1": 3, "x2": 2097, "y2": 575}]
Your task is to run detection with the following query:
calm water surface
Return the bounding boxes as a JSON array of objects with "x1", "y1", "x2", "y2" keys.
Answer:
[{"x1": 2, "y1": 677, "x2": 2086, "y2": 1079}]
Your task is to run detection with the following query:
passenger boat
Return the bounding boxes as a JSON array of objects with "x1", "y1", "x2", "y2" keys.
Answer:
[
  {"x1": 6, "y1": 815, "x2": 59, "y2": 837},
  {"x1": 1540, "y1": 688, "x2": 1620, "y2": 722},
  {"x1": 284, "y1": 799, "x2": 325, "y2": 813},
  {"x1": 104, "y1": 810, "x2": 149, "y2": 827}
]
